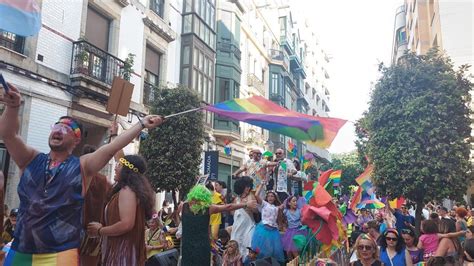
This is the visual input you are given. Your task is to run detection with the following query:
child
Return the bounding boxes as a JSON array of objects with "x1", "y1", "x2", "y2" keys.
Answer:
[
  {"x1": 222, "y1": 240, "x2": 243, "y2": 266},
  {"x1": 243, "y1": 247, "x2": 259, "y2": 266},
  {"x1": 281, "y1": 195, "x2": 307, "y2": 260},
  {"x1": 213, "y1": 229, "x2": 230, "y2": 265},
  {"x1": 418, "y1": 219, "x2": 439, "y2": 260},
  {"x1": 250, "y1": 185, "x2": 285, "y2": 263}
]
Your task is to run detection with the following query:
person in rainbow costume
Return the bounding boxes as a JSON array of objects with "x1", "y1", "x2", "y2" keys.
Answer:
[{"x1": 0, "y1": 83, "x2": 164, "y2": 265}]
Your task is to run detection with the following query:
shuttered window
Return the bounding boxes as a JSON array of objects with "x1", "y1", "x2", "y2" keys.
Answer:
[{"x1": 85, "y1": 7, "x2": 110, "y2": 51}]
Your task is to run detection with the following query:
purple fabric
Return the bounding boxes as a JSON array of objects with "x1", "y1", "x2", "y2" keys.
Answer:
[
  {"x1": 343, "y1": 209, "x2": 358, "y2": 226},
  {"x1": 281, "y1": 227, "x2": 307, "y2": 252}
]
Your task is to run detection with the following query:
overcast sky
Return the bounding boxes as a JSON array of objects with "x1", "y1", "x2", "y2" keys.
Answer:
[{"x1": 294, "y1": 0, "x2": 403, "y2": 154}]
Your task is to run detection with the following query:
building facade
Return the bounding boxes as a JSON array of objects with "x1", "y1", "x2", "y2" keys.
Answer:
[{"x1": 0, "y1": 0, "x2": 177, "y2": 208}]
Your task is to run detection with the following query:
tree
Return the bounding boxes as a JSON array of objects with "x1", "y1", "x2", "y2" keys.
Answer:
[
  {"x1": 330, "y1": 152, "x2": 365, "y2": 196},
  {"x1": 354, "y1": 113, "x2": 369, "y2": 168},
  {"x1": 140, "y1": 85, "x2": 205, "y2": 203},
  {"x1": 366, "y1": 49, "x2": 472, "y2": 233}
]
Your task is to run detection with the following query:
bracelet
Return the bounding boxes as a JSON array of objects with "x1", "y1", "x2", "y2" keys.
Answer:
[
  {"x1": 98, "y1": 226, "x2": 103, "y2": 236},
  {"x1": 138, "y1": 119, "x2": 145, "y2": 129}
]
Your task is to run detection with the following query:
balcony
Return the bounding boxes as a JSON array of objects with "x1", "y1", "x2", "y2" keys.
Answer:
[
  {"x1": 70, "y1": 40, "x2": 125, "y2": 88},
  {"x1": 269, "y1": 93, "x2": 284, "y2": 106},
  {"x1": 213, "y1": 116, "x2": 241, "y2": 141},
  {"x1": 268, "y1": 49, "x2": 289, "y2": 71},
  {"x1": 216, "y1": 41, "x2": 241, "y2": 60},
  {"x1": 247, "y1": 73, "x2": 265, "y2": 95}
]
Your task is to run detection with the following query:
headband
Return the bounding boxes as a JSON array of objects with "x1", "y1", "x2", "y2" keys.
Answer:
[
  {"x1": 384, "y1": 228, "x2": 399, "y2": 237},
  {"x1": 57, "y1": 118, "x2": 81, "y2": 139},
  {"x1": 119, "y1": 157, "x2": 140, "y2": 173}
]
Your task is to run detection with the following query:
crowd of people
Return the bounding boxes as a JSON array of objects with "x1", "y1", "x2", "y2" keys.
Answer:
[{"x1": 348, "y1": 202, "x2": 474, "y2": 266}]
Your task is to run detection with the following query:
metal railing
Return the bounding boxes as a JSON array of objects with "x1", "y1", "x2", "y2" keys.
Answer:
[
  {"x1": 0, "y1": 31, "x2": 25, "y2": 54},
  {"x1": 268, "y1": 49, "x2": 289, "y2": 71},
  {"x1": 246, "y1": 73, "x2": 265, "y2": 95},
  {"x1": 71, "y1": 40, "x2": 125, "y2": 86}
]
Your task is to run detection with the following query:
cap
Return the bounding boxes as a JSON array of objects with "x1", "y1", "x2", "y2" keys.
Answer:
[{"x1": 247, "y1": 247, "x2": 260, "y2": 254}]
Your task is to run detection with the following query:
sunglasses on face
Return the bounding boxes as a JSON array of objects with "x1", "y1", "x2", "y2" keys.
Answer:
[
  {"x1": 357, "y1": 245, "x2": 374, "y2": 251},
  {"x1": 386, "y1": 237, "x2": 398, "y2": 242},
  {"x1": 51, "y1": 123, "x2": 73, "y2": 134},
  {"x1": 275, "y1": 152, "x2": 282, "y2": 155}
]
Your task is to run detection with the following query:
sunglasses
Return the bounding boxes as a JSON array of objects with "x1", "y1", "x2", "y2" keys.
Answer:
[
  {"x1": 275, "y1": 152, "x2": 283, "y2": 155},
  {"x1": 401, "y1": 229, "x2": 414, "y2": 236},
  {"x1": 357, "y1": 245, "x2": 374, "y2": 251},
  {"x1": 51, "y1": 123, "x2": 73, "y2": 135},
  {"x1": 386, "y1": 237, "x2": 398, "y2": 242}
]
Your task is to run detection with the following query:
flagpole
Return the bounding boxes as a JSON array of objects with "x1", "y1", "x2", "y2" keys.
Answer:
[{"x1": 230, "y1": 151, "x2": 233, "y2": 181}]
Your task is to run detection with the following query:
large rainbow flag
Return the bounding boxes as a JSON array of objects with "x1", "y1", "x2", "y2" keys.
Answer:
[
  {"x1": 205, "y1": 96, "x2": 346, "y2": 148},
  {"x1": 0, "y1": 0, "x2": 42, "y2": 36}
]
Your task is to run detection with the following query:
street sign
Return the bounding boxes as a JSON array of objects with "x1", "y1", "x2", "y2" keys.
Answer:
[{"x1": 203, "y1": 151, "x2": 219, "y2": 180}]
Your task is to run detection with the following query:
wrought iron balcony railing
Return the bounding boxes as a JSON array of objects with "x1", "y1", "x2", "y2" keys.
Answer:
[{"x1": 71, "y1": 40, "x2": 125, "y2": 86}]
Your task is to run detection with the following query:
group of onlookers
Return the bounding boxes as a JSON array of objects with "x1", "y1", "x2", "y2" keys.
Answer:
[{"x1": 349, "y1": 203, "x2": 474, "y2": 266}]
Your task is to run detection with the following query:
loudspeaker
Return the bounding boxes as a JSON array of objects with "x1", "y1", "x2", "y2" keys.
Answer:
[{"x1": 145, "y1": 248, "x2": 179, "y2": 266}]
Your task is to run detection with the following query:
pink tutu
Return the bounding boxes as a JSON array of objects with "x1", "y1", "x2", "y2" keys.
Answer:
[{"x1": 281, "y1": 227, "x2": 307, "y2": 252}]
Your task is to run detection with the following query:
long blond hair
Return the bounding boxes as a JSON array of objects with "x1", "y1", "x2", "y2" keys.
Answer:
[{"x1": 354, "y1": 233, "x2": 380, "y2": 260}]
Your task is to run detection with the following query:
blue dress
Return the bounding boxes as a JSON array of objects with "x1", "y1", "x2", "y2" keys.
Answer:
[{"x1": 380, "y1": 248, "x2": 407, "y2": 266}]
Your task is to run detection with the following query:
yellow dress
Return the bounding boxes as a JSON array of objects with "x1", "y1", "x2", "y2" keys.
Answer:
[{"x1": 210, "y1": 192, "x2": 224, "y2": 239}]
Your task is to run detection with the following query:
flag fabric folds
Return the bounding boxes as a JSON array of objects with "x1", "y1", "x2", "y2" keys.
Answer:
[
  {"x1": 355, "y1": 165, "x2": 374, "y2": 194},
  {"x1": 204, "y1": 96, "x2": 347, "y2": 148},
  {"x1": 329, "y1": 170, "x2": 342, "y2": 187},
  {"x1": 0, "y1": 0, "x2": 42, "y2": 36}
]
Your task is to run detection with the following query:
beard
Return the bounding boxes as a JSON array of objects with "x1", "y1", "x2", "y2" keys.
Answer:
[{"x1": 48, "y1": 141, "x2": 69, "y2": 152}]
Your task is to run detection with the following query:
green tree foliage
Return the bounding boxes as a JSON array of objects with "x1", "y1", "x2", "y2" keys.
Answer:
[
  {"x1": 354, "y1": 113, "x2": 369, "y2": 168},
  {"x1": 140, "y1": 86, "x2": 205, "y2": 198},
  {"x1": 366, "y1": 49, "x2": 472, "y2": 231},
  {"x1": 330, "y1": 152, "x2": 365, "y2": 196}
]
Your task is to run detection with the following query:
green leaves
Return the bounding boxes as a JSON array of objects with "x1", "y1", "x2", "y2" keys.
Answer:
[
  {"x1": 140, "y1": 85, "x2": 205, "y2": 197},
  {"x1": 366, "y1": 49, "x2": 472, "y2": 204}
]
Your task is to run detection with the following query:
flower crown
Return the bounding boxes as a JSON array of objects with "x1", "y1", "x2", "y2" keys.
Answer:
[{"x1": 119, "y1": 157, "x2": 139, "y2": 173}]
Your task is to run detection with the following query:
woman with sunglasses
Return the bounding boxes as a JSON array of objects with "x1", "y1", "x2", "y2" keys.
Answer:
[
  {"x1": 350, "y1": 234, "x2": 383, "y2": 266},
  {"x1": 380, "y1": 228, "x2": 413, "y2": 266}
]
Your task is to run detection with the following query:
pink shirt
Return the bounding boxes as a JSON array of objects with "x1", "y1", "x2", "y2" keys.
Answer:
[{"x1": 419, "y1": 233, "x2": 439, "y2": 256}]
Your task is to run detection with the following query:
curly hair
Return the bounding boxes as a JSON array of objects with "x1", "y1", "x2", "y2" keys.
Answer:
[
  {"x1": 456, "y1": 207, "x2": 468, "y2": 218},
  {"x1": 380, "y1": 228, "x2": 405, "y2": 253},
  {"x1": 109, "y1": 155, "x2": 156, "y2": 220},
  {"x1": 233, "y1": 176, "x2": 253, "y2": 196}
]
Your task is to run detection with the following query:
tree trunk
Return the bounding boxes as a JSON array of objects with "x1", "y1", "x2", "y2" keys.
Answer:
[
  {"x1": 415, "y1": 198, "x2": 424, "y2": 236},
  {"x1": 171, "y1": 189, "x2": 178, "y2": 210}
]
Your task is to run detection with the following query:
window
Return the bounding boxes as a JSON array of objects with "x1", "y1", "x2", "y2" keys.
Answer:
[
  {"x1": 150, "y1": 0, "x2": 164, "y2": 18},
  {"x1": 181, "y1": 67, "x2": 189, "y2": 85},
  {"x1": 184, "y1": 0, "x2": 192, "y2": 13},
  {"x1": 183, "y1": 15, "x2": 192, "y2": 33},
  {"x1": 183, "y1": 46, "x2": 190, "y2": 65},
  {"x1": 219, "y1": 78, "x2": 230, "y2": 102},
  {"x1": 85, "y1": 6, "x2": 110, "y2": 51},
  {"x1": 279, "y1": 17, "x2": 286, "y2": 38},
  {"x1": 0, "y1": 30, "x2": 25, "y2": 54},
  {"x1": 145, "y1": 46, "x2": 161, "y2": 86},
  {"x1": 271, "y1": 73, "x2": 279, "y2": 95}
]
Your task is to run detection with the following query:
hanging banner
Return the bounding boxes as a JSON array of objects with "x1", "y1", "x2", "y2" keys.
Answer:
[{"x1": 204, "y1": 151, "x2": 218, "y2": 180}]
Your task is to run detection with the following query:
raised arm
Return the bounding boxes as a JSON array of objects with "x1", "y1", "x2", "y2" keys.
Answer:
[
  {"x1": 81, "y1": 115, "x2": 163, "y2": 177},
  {"x1": 209, "y1": 200, "x2": 257, "y2": 214},
  {"x1": 254, "y1": 183, "x2": 264, "y2": 205},
  {"x1": 0, "y1": 83, "x2": 37, "y2": 170},
  {"x1": 233, "y1": 165, "x2": 246, "y2": 177}
]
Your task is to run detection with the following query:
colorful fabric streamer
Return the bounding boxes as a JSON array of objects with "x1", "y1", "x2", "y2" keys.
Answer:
[
  {"x1": 318, "y1": 169, "x2": 334, "y2": 187},
  {"x1": 355, "y1": 165, "x2": 374, "y2": 193},
  {"x1": 357, "y1": 199, "x2": 385, "y2": 210},
  {"x1": 287, "y1": 139, "x2": 297, "y2": 158},
  {"x1": 204, "y1": 96, "x2": 347, "y2": 148},
  {"x1": 0, "y1": 0, "x2": 42, "y2": 36},
  {"x1": 389, "y1": 197, "x2": 406, "y2": 209},
  {"x1": 349, "y1": 186, "x2": 362, "y2": 210},
  {"x1": 329, "y1": 170, "x2": 342, "y2": 187}
]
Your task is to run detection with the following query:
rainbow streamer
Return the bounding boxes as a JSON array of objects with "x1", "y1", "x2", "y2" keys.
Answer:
[
  {"x1": 205, "y1": 96, "x2": 346, "y2": 148},
  {"x1": 329, "y1": 170, "x2": 342, "y2": 187},
  {"x1": 389, "y1": 197, "x2": 406, "y2": 209},
  {"x1": 287, "y1": 139, "x2": 297, "y2": 158},
  {"x1": 0, "y1": 0, "x2": 42, "y2": 36},
  {"x1": 349, "y1": 186, "x2": 362, "y2": 210},
  {"x1": 355, "y1": 165, "x2": 374, "y2": 193}
]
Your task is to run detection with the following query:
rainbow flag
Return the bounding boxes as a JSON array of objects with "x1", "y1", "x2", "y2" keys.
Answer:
[
  {"x1": 329, "y1": 170, "x2": 342, "y2": 187},
  {"x1": 355, "y1": 165, "x2": 374, "y2": 193},
  {"x1": 205, "y1": 96, "x2": 346, "y2": 148},
  {"x1": 4, "y1": 248, "x2": 79, "y2": 266},
  {"x1": 0, "y1": 0, "x2": 42, "y2": 36},
  {"x1": 389, "y1": 197, "x2": 406, "y2": 209},
  {"x1": 349, "y1": 186, "x2": 362, "y2": 210}
]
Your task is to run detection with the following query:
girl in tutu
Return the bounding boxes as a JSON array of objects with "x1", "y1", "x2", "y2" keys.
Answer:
[
  {"x1": 251, "y1": 185, "x2": 285, "y2": 262},
  {"x1": 281, "y1": 195, "x2": 307, "y2": 260}
]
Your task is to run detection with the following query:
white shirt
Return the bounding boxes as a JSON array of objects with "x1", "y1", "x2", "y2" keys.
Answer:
[{"x1": 275, "y1": 158, "x2": 296, "y2": 193}]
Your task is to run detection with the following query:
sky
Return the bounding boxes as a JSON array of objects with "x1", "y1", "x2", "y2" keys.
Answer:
[{"x1": 294, "y1": 0, "x2": 403, "y2": 154}]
